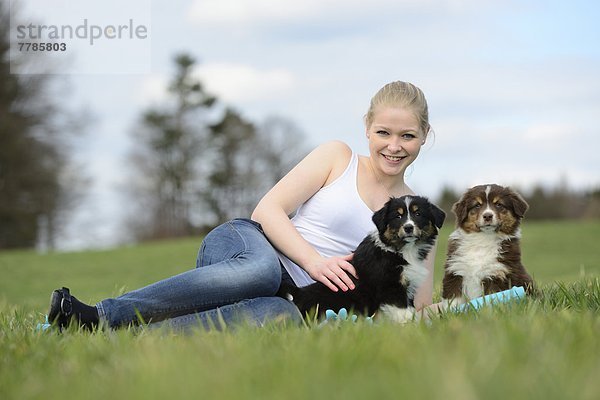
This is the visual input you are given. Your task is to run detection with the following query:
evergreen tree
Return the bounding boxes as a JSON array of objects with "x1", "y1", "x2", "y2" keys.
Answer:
[{"x1": 126, "y1": 54, "x2": 215, "y2": 239}]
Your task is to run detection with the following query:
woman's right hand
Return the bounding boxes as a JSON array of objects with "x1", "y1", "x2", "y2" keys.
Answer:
[{"x1": 305, "y1": 253, "x2": 357, "y2": 292}]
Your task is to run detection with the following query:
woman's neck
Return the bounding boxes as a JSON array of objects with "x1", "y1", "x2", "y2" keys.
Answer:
[{"x1": 367, "y1": 157, "x2": 407, "y2": 198}]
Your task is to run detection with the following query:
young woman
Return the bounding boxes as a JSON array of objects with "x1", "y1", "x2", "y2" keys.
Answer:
[{"x1": 48, "y1": 81, "x2": 436, "y2": 331}]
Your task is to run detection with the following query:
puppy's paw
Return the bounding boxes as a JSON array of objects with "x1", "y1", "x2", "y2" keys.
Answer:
[
  {"x1": 438, "y1": 297, "x2": 467, "y2": 312},
  {"x1": 379, "y1": 305, "x2": 419, "y2": 324}
]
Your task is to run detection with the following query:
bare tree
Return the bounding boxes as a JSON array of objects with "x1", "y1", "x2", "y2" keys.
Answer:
[
  {"x1": 257, "y1": 115, "x2": 308, "y2": 184},
  {"x1": 202, "y1": 111, "x2": 309, "y2": 226}
]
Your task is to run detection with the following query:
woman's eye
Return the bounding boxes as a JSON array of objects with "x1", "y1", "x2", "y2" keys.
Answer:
[
  {"x1": 402, "y1": 133, "x2": 417, "y2": 140},
  {"x1": 376, "y1": 130, "x2": 389, "y2": 136}
]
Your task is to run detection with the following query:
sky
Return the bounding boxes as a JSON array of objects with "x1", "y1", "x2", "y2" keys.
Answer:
[{"x1": 9, "y1": 0, "x2": 600, "y2": 250}]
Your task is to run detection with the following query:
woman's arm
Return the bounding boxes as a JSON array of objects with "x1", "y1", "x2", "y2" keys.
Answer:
[
  {"x1": 413, "y1": 241, "x2": 437, "y2": 310},
  {"x1": 251, "y1": 141, "x2": 357, "y2": 292}
]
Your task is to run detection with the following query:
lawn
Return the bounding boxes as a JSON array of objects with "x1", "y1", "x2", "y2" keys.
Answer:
[{"x1": 0, "y1": 220, "x2": 599, "y2": 399}]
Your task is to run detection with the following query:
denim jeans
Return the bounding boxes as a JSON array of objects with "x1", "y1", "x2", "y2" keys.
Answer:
[{"x1": 96, "y1": 218, "x2": 302, "y2": 330}]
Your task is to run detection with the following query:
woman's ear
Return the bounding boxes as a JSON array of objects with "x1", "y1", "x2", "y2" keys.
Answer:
[{"x1": 422, "y1": 125, "x2": 431, "y2": 145}]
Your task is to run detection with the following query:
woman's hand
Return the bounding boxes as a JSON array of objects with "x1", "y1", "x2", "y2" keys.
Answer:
[{"x1": 305, "y1": 253, "x2": 357, "y2": 292}]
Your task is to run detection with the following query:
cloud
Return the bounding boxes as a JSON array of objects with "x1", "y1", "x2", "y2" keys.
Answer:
[
  {"x1": 136, "y1": 74, "x2": 169, "y2": 105},
  {"x1": 186, "y1": 0, "x2": 481, "y2": 26},
  {"x1": 522, "y1": 124, "x2": 572, "y2": 149},
  {"x1": 193, "y1": 62, "x2": 296, "y2": 102},
  {"x1": 187, "y1": 0, "x2": 314, "y2": 25}
]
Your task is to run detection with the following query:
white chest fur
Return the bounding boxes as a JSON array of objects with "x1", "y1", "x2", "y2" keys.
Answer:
[
  {"x1": 371, "y1": 232, "x2": 430, "y2": 298},
  {"x1": 401, "y1": 242, "x2": 429, "y2": 300},
  {"x1": 445, "y1": 229, "x2": 518, "y2": 299},
  {"x1": 379, "y1": 243, "x2": 427, "y2": 324}
]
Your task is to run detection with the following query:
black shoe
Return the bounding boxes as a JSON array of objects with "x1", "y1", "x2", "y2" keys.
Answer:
[
  {"x1": 48, "y1": 287, "x2": 73, "y2": 330},
  {"x1": 48, "y1": 287, "x2": 98, "y2": 330}
]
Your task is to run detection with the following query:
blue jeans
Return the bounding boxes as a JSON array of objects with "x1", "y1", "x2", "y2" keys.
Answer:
[{"x1": 96, "y1": 218, "x2": 302, "y2": 330}]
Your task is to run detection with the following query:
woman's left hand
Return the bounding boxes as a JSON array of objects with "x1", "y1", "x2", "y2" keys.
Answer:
[{"x1": 305, "y1": 253, "x2": 357, "y2": 292}]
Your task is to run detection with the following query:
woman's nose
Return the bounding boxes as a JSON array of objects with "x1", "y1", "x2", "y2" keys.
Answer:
[{"x1": 387, "y1": 138, "x2": 403, "y2": 153}]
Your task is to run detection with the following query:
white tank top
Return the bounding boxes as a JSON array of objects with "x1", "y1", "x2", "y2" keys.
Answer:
[{"x1": 278, "y1": 152, "x2": 376, "y2": 287}]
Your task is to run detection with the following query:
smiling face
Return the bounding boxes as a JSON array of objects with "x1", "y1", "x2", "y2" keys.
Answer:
[{"x1": 366, "y1": 106, "x2": 425, "y2": 177}]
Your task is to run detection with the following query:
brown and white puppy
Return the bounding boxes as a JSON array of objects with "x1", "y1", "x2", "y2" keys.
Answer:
[{"x1": 442, "y1": 184, "x2": 534, "y2": 304}]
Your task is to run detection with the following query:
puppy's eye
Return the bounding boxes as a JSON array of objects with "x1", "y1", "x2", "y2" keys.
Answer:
[
  {"x1": 496, "y1": 203, "x2": 506, "y2": 210},
  {"x1": 414, "y1": 211, "x2": 421, "y2": 216}
]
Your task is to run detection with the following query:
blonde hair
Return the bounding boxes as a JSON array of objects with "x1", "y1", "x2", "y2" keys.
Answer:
[{"x1": 364, "y1": 81, "x2": 430, "y2": 134}]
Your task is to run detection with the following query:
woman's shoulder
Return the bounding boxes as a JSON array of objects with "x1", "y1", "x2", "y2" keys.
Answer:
[
  {"x1": 313, "y1": 140, "x2": 352, "y2": 167},
  {"x1": 312, "y1": 140, "x2": 353, "y2": 158},
  {"x1": 311, "y1": 141, "x2": 353, "y2": 186}
]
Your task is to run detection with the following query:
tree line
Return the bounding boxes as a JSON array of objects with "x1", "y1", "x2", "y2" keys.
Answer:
[{"x1": 436, "y1": 184, "x2": 600, "y2": 226}]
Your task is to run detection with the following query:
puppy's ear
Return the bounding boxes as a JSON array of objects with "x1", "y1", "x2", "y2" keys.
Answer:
[
  {"x1": 507, "y1": 188, "x2": 529, "y2": 218},
  {"x1": 451, "y1": 194, "x2": 468, "y2": 226},
  {"x1": 372, "y1": 198, "x2": 392, "y2": 232},
  {"x1": 430, "y1": 203, "x2": 446, "y2": 229}
]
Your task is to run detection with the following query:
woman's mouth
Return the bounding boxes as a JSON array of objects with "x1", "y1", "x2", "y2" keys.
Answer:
[{"x1": 381, "y1": 154, "x2": 406, "y2": 163}]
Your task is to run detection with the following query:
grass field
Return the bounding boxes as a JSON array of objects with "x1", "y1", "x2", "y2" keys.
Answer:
[{"x1": 1, "y1": 220, "x2": 599, "y2": 399}]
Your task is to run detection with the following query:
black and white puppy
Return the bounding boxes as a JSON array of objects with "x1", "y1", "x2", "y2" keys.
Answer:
[{"x1": 278, "y1": 196, "x2": 445, "y2": 323}]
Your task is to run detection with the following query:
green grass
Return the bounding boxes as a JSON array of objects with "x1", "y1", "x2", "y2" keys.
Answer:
[{"x1": 1, "y1": 221, "x2": 599, "y2": 400}]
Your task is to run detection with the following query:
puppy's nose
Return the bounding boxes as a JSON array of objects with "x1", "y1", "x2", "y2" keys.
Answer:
[
  {"x1": 483, "y1": 212, "x2": 493, "y2": 222},
  {"x1": 403, "y1": 225, "x2": 414, "y2": 234}
]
